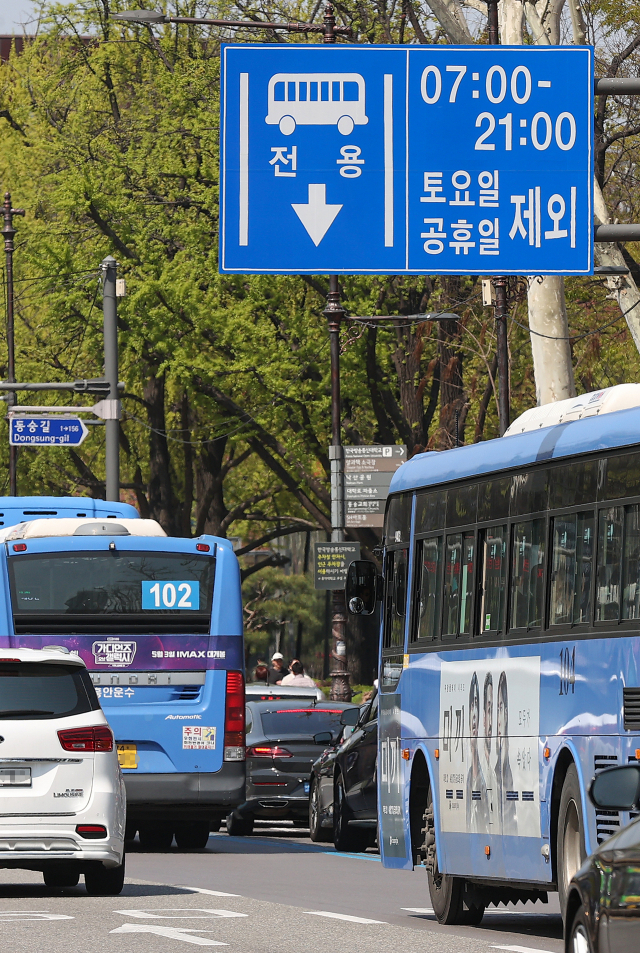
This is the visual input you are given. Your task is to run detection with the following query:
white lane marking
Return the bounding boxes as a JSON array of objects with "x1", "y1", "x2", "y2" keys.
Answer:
[
  {"x1": 0, "y1": 911, "x2": 74, "y2": 921},
  {"x1": 402, "y1": 908, "x2": 435, "y2": 914},
  {"x1": 175, "y1": 887, "x2": 241, "y2": 898},
  {"x1": 111, "y1": 924, "x2": 227, "y2": 946},
  {"x1": 114, "y1": 909, "x2": 247, "y2": 920},
  {"x1": 493, "y1": 946, "x2": 556, "y2": 953},
  {"x1": 306, "y1": 911, "x2": 387, "y2": 924}
]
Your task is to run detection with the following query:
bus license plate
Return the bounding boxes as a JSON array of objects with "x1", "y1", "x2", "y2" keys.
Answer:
[
  {"x1": 0, "y1": 767, "x2": 31, "y2": 786},
  {"x1": 117, "y1": 745, "x2": 138, "y2": 770}
]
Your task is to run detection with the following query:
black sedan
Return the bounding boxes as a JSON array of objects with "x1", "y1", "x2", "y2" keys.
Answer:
[
  {"x1": 565, "y1": 762, "x2": 640, "y2": 953},
  {"x1": 226, "y1": 699, "x2": 357, "y2": 836},
  {"x1": 308, "y1": 691, "x2": 378, "y2": 852}
]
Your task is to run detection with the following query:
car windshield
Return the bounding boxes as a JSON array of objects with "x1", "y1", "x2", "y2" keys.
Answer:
[
  {"x1": 259, "y1": 708, "x2": 346, "y2": 739},
  {"x1": 0, "y1": 662, "x2": 98, "y2": 719}
]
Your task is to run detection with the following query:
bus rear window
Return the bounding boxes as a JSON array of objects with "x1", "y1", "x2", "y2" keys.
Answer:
[{"x1": 9, "y1": 552, "x2": 215, "y2": 617}]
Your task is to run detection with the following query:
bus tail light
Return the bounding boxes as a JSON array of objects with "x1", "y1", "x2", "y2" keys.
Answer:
[
  {"x1": 58, "y1": 725, "x2": 114, "y2": 752},
  {"x1": 224, "y1": 671, "x2": 245, "y2": 762}
]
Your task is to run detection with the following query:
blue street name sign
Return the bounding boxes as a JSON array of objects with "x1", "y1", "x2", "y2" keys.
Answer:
[
  {"x1": 10, "y1": 416, "x2": 89, "y2": 447},
  {"x1": 220, "y1": 44, "x2": 593, "y2": 276}
]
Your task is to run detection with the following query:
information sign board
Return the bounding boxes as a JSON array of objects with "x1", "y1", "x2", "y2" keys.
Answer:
[
  {"x1": 344, "y1": 445, "x2": 406, "y2": 528},
  {"x1": 221, "y1": 45, "x2": 593, "y2": 275},
  {"x1": 9, "y1": 416, "x2": 89, "y2": 447},
  {"x1": 314, "y1": 541, "x2": 361, "y2": 590}
]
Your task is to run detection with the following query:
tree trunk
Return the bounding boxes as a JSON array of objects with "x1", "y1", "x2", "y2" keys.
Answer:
[
  {"x1": 594, "y1": 179, "x2": 640, "y2": 353},
  {"x1": 527, "y1": 276, "x2": 576, "y2": 404}
]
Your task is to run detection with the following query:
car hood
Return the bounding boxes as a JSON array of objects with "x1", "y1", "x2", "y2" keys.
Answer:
[{"x1": 593, "y1": 814, "x2": 640, "y2": 856}]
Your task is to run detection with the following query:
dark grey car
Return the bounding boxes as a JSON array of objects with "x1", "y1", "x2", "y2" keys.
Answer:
[
  {"x1": 565, "y1": 762, "x2": 640, "y2": 953},
  {"x1": 226, "y1": 699, "x2": 356, "y2": 835}
]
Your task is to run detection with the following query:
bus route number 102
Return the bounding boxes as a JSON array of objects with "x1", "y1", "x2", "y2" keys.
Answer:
[{"x1": 141, "y1": 580, "x2": 200, "y2": 610}]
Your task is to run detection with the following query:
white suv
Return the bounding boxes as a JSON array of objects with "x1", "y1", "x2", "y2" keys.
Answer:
[{"x1": 0, "y1": 647, "x2": 126, "y2": 894}]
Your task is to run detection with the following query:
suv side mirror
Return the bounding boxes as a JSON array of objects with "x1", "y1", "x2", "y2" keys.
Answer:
[
  {"x1": 346, "y1": 560, "x2": 379, "y2": 615},
  {"x1": 340, "y1": 707, "x2": 360, "y2": 727},
  {"x1": 589, "y1": 764, "x2": 640, "y2": 811}
]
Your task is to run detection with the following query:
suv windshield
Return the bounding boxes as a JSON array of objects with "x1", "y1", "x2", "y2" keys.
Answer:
[
  {"x1": 260, "y1": 708, "x2": 346, "y2": 739},
  {"x1": 0, "y1": 662, "x2": 99, "y2": 719}
]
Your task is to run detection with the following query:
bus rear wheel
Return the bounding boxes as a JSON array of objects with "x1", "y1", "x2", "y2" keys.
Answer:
[
  {"x1": 138, "y1": 824, "x2": 173, "y2": 851},
  {"x1": 175, "y1": 822, "x2": 210, "y2": 850},
  {"x1": 423, "y1": 796, "x2": 484, "y2": 925},
  {"x1": 557, "y1": 764, "x2": 586, "y2": 912}
]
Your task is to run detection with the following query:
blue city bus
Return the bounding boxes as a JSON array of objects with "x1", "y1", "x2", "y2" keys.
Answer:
[
  {"x1": 346, "y1": 387, "x2": 640, "y2": 925},
  {"x1": 0, "y1": 500, "x2": 244, "y2": 850}
]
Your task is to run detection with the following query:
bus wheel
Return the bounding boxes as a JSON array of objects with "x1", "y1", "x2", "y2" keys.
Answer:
[
  {"x1": 174, "y1": 822, "x2": 210, "y2": 850},
  {"x1": 423, "y1": 796, "x2": 484, "y2": 925},
  {"x1": 557, "y1": 764, "x2": 586, "y2": 912},
  {"x1": 337, "y1": 115, "x2": 354, "y2": 135},
  {"x1": 137, "y1": 824, "x2": 173, "y2": 851}
]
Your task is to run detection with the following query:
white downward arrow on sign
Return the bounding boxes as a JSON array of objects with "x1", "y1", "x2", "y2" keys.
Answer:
[
  {"x1": 110, "y1": 924, "x2": 227, "y2": 946},
  {"x1": 292, "y1": 184, "x2": 342, "y2": 246}
]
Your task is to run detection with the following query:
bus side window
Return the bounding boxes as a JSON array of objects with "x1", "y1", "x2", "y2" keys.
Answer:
[
  {"x1": 623, "y1": 504, "x2": 640, "y2": 620},
  {"x1": 412, "y1": 537, "x2": 442, "y2": 641},
  {"x1": 510, "y1": 519, "x2": 545, "y2": 629},
  {"x1": 384, "y1": 550, "x2": 407, "y2": 649},
  {"x1": 596, "y1": 507, "x2": 623, "y2": 622},
  {"x1": 550, "y1": 512, "x2": 594, "y2": 625},
  {"x1": 443, "y1": 532, "x2": 475, "y2": 637},
  {"x1": 479, "y1": 525, "x2": 507, "y2": 634}
]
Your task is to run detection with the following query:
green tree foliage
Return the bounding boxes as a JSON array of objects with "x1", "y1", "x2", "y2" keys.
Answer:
[
  {"x1": 0, "y1": 0, "x2": 637, "y2": 571},
  {"x1": 242, "y1": 566, "x2": 324, "y2": 663}
]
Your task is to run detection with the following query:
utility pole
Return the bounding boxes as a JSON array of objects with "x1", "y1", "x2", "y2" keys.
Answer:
[
  {"x1": 3, "y1": 193, "x2": 25, "y2": 495},
  {"x1": 485, "y1": 0, "x2": 510, "y2": 435},
  {"x1": 101, "y1": 256, "x2": 120, "y2": 502}
]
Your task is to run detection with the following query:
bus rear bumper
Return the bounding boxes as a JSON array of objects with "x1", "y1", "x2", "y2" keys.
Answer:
[{"x1": 123, "y1": 763, "x2": 245, "y2": 822}]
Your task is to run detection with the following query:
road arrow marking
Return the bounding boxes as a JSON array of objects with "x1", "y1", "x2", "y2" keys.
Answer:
[
  {"x1": 292, "y1": 184, "x2": 342, "y2": 246},
  {"x1": 110, "y1": 924, "x2": 227, "y2": 946}
]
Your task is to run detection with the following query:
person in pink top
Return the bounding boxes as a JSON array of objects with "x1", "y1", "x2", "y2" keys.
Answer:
[{"x1": 281, "y1": 660, "x2": 317, "y2": 688}]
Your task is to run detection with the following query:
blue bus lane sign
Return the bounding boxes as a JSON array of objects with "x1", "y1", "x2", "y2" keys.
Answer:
[
  {"x1": 220, "y1": 44, "x2": 593, "y2": 276},
  {"x1": 9, "y1": 415, "x2": 89, "y2": 446}
]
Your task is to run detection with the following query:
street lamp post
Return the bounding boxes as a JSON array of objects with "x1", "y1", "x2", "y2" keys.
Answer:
[{"x1": 3, "y1": 193, "x2": 25, "y2": 496}]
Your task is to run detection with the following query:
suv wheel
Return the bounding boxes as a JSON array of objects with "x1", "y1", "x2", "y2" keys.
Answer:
[
  {"x1": 226, "y1": 811, "x2": 254, "y2": 836},
  {"x1": 85, "y1": 859, "x2": 125, "y2": 896},
  {"x1": 333, "y1": 774, "x2": 369, "y2": 853},
  {"x1": 309, "y1": 778, "x2": 332, "y2": 843},
  {"x1": 43, "y1": 865, "x2": 80, "y2": 888}
]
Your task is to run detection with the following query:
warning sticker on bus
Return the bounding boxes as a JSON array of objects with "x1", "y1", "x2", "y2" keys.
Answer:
[{"x1": 182, "y1": 726, "x2": 216, "y2": 750}]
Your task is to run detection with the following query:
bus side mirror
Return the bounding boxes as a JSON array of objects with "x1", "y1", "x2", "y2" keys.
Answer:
[{"x1": 346, "y1": 560, "x2": 379, "y2": 615}]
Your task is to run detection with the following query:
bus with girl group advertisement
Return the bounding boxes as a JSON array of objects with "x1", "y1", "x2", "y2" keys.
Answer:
[{"x1": 346, "y1": 383, "x2": 640, "y2": 927}]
